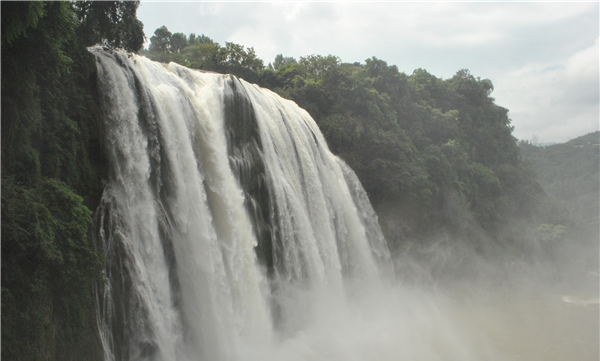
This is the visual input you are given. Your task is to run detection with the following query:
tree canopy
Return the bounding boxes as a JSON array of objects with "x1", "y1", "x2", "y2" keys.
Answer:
[{"x1": 73, "y1": 0, "x2": 145, "y2": 52}]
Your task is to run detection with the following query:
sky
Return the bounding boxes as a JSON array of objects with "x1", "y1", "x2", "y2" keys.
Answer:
[{"x1": 137, "y1": 1, "x2": 599, "y2": 144}]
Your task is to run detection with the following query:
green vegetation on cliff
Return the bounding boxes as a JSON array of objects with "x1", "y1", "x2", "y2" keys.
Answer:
[{"x1": 1, "y1": 2, "x2": 144, "y2": 360}]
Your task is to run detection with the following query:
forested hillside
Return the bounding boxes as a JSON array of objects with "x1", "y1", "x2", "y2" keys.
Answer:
[
  {"x1": 519, "y1": 132, "x2": 600, "y2": 243},
  {"x1": 1, "y1": 2, "x2": 144, "y2": 359},
  {"x1": 142, "y1": 27, "x2": 547, "y2": 253}
]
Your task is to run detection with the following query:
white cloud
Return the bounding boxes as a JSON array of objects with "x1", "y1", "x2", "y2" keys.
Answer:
[{"x1": 494, "y1": 38, "x2": 599, "y2": 143}]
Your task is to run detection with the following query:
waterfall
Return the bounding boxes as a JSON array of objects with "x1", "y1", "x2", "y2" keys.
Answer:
[{"x1": 91, "y1": 48, "x2": 392, "y2": 361}]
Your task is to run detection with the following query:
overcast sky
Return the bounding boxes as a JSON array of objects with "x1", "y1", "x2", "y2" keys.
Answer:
[{"x1": 137, "y1": 1, "x2": 599, "y2": 144}]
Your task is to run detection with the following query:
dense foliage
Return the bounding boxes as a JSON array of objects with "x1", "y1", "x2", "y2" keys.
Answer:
[
  {"x1": 1, "y1": 2, "x2": 144, "y2": 360},
  {"x1": 145, "y1": 29, "x2": 546, "y2": 252}
]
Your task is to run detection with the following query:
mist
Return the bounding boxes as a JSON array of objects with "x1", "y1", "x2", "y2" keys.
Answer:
[
  {"x1": 232, "y1": 229, "x2": 598, "y2": 361},
  {"x1": 235, "y1": 177, "x2": 600, "y2": 361}
]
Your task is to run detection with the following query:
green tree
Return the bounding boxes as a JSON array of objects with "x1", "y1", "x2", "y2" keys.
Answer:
[
  {"x1": 73, "y1": 1, "x2": 145, "y2": 52},
  {"x1": 272, "y1": 54, "x2": 297, "y2": 70},
  {"x1": 149, "y1": 25, "x2": 172, "y2": 53},
  {"x1": 1, "y1": 1, "x2": 46, "y2": 46},
  {"x1": 182, "y1": 42, "x2": 223, "y2": 71},
  {"x1": 298, "y1": 54, "x2": 340, "y2": 79},
  {"x1": 221, "y1": 42, "x2": 264, "y2": 71},
  {"x1": 170, "y1": 32, "x2": 187, "y2": 53}
]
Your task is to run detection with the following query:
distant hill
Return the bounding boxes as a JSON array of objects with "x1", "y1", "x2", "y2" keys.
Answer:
[{"x1": 519, "y1": 131, "x2": 599, "y2": 241}]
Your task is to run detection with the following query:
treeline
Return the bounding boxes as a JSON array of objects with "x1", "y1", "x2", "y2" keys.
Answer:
[
  {"x1": 140, "y1": 26, "x2": 264, "y2": 83},
  {"x1": 1, "y1": 2, "x2": 144, "y2": 360},
  {"x1": 144, "y1": 27, "x2": 547, "y2": 252}
]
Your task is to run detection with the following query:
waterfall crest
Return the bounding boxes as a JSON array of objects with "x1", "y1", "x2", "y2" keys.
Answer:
[{"x1": 91, "y1": 48, "x2": 392, "y2": 361}]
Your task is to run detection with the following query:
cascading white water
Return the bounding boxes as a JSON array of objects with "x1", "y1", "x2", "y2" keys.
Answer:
[
  {"x1": 92, "y1": 49, "x2": 599, "y2": 361},
  {"x1": 92, "y1": 49, "x2": 392, "y2": 361}
]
